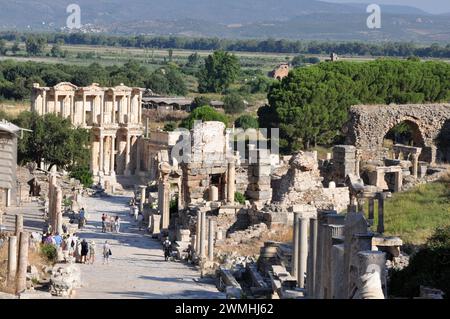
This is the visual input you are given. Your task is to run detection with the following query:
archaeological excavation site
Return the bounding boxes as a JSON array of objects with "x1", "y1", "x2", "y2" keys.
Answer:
[{"x1": 1, "y1": 82, "x2": 449, "y2": 300}]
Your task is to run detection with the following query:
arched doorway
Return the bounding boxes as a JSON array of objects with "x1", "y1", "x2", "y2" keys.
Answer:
[
  {"x1": 436, "y1": 119, "x2": 450, "y2": 163},
  {"x1": 383, "y1": 120, "x2": 425, "y2": 158}
]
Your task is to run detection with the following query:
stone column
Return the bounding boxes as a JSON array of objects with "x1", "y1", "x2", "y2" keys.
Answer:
[
  {"x1": 209, "y1": 186, "x2": 219, "y2": 202},
  {"x1": 7, "y1": 236, "x2": 17, "y2": 284},
  {"x1": 355, "y1": 150, "x2": 361, "y2": 177},
  {"x1": 377, "y1": 194, "x2": 386, "y2": 234},
  {"x1": 15, "y1": 214, "x2": 23, "y2": 237},
  {"x1": 227, "y1": 161, "x2": 235, "y2": 204},
  {"x1": 110, "y1": 135, "x2": 116, "y2": 176},
  {"x1": 368, "y1": 198, "x2": 375, "y2": 224},
  {"x1": 55, "y1": 187, "x2": 63, "y2": 235},
  {"x1": 99, "y1": 133, "x2": 104, "y2": 176},
  {"x1": 16, "y1": 232, "x2": 29, "y2": 294},
  {"x1": 139, "y1": 185, "x2": 147, "y2": 213},
  {"x1": 357, "y1": 198, "x2": 365, "y2": 214},
  {"x1": 161, "y1": 181, "x2": 170, "y2": 230},
  {"x1": 196, "y1": 211, "x2": 202, "y2": 253},
  {"x1": 99, "y1": 95, "x2": 104, "y2": 125},
  {"x1": 124, "y1": 131, "x2": 131, "y2": 176},
  {"x1": 199, "y1": 211, "x2": 207, "y2": 259},
  {"x1": 307, "y1": 216, "x2": 318, "y2": 298},
  {"x1": 357, "y1": 251, "x2": 387, "y2": 298},
  {"x1": 291, "y1": 212, "x2": 300, "y2": 279},
  {"x1": 412, "y1": 154, "x2": 419, "y2": 178},
  {"x1": 136, "y1": 138, "x2": 141, "y2": 173},
  {"x1": 208, "y1": 218, "x2": 215, "y2": 261},
  {"x1": 298, "y1": 216, "x2": 309, "y2": 289},
  {"x1": 394, "y1": 171, "x2": 402, "y2": 192}
]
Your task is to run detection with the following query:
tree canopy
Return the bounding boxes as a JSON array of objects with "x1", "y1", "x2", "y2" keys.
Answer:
[
  {"x1": 261, "y1": 59, "x2": 450, "y2": 153},
  {"x1": 180, "y1": 105, "x2": 229, "y2": 129},
  {"x1": 198, "y1": 50, "x2": 240, "y2": 93},
  {"x1": 13, "y1": 112, "x2": 91, "y2": 171}
]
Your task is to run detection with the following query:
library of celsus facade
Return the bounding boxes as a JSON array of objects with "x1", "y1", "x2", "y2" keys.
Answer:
[{"x1": 31, "y1": 82, "x2": 144, "y2": 185}]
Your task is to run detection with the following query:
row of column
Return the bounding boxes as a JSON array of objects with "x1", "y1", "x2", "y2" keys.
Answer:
[
  {"x1": 95, "y1": 132, "x2": 140, "y2": 177},
  {"x1": 291, "y1": 209, "x2": 387, "y2": 299},
  {"x1": 195, "y1": 210, "x2": 216, "y2": 261},
  {"x1": 7, "y1": 215, "x2": 30, "y2": 294}
]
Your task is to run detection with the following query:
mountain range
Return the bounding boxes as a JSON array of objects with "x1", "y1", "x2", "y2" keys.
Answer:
[{"x1": 0, "y1": 0, "x2": 449, "y2": 42}]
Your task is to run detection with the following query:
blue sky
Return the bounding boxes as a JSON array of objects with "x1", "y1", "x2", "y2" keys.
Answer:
[{"x1": 323, "y1": 0, "x2": 450, "y2": 14}]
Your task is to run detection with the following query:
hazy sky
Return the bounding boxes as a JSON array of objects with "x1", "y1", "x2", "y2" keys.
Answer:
[{"x1": 323, "y1": 0, "x2": 450, "y2": 14}]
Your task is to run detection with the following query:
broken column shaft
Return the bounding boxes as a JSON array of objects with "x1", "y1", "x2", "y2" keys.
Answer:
[
  {"x1": 7, "y1": 236, "x2": 17, "y2": 284},
  {"x1": 208, "y1": 218, "x2": 215, "y2": 261},
  {"x1": 16, "y1": 232, "x2": 29, "y2": 294}
]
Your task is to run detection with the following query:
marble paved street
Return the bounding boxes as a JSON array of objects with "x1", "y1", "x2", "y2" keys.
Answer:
[{"x1": 74, "y1": 194, "x2": 224, "y2": 299}]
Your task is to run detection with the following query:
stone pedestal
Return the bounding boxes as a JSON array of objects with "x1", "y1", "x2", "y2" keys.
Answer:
[
  {"x1": 151, "y1": 214, "x2": 161, "y2": 235},
  {"x1": 209, "y1": 186, "x2": 219, "y2": 202}
]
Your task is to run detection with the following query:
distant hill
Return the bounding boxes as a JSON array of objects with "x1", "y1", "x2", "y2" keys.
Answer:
[{"x1": 0, "y1": 0, "x2": 448, "y2": 42}]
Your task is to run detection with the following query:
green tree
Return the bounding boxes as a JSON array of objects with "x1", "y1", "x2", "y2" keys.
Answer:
[
  {"x1": 145, "y1": 72, "x2": 170, "y2": 95},
  {"x1": 198, "y1": 50, "x2": 240, "y2": 93},
  {"x1": 13, "y1": 112, "x2": 90, "y2": 171},
  {"x1": 223, "y1": 93, "x2": 246, "y2": 114},
  {"x1": 50, "y1": 42, "x2": 63, "y2": 58},
  {"x1": 263, "y1": 60, "x2": 450, "y2": 153},
  {"x1": 25, "y1": 36, "x2": 46, "y2": 56},
  {"x1": 390, "y1": 225, "x2": 450, "y2": 298},
  {"x1": 235, "y1": 115, "x2": 259, "y2": 130},
  {"x1": 0, "y1": 39, "x2": 7, "y2": 55},
  {"x1": 191, "y1": 96, "x2": 211, "y2": 111},
  {"x1": 180, "y1": 106, "x2": 229, "y2": 129},
  {"x1": 163, "y1": 121, "x2": 177, "y2": 132},
  {"x1": 11, "y1": 42, "x2": 20, "y2": 55}
]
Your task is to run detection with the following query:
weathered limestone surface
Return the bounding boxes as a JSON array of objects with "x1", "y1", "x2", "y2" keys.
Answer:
[
  {"x1": 345, "y1": 104, "x2": 450, "y2": 163},
  {"x1": 273, "y1": 151, "x2": 349, "y2": 212}
]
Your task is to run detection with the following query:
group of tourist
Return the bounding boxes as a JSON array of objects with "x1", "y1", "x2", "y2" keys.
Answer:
[{"x1": 101, "y1": 213, "x2": 121, "y2": 233}]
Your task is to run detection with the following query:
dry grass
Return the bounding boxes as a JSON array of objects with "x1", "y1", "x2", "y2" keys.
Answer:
[
  {"x1": 0, "y1": 102, "x2": 30, "y2": 119},
  {"x1": 0, "y1": 239, "x2": 51, "y2": 295},
  {"x1": 216, "y1": 224, "x2": 293, "y2": 257}
]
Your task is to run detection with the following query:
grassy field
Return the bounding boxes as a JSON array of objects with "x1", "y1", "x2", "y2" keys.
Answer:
[{"x1": 376, "y1": 172, "x2": 450, "y2": 245}]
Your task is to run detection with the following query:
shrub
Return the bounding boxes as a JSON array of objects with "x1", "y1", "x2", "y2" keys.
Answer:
[
  {"x1": 40, "y1": 244, "x2": 57, "y2": 262},
  {"x1": 70, "y1": 165, "x2": 93, "y2": 188},
  {"x1": 223, "y1": 93, "x2": 246, "y2": 114},
  {"x1": 389, "y1": 225, "x2": 450, "y2": 298},
  {"x1": 234, "y1": 191, "x2": 246, "y2": 205},
  {"x1": 235, "y1": 115, "x2": 259, "y2": 130}
]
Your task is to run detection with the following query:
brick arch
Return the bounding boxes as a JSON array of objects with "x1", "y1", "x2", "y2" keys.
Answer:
[{"x1": 345, "y1": 104, "x2": 450, "y2": 163}]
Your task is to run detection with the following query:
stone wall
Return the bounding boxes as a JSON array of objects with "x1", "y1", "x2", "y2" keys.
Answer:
[
  {"x1": 345, "y1": 104, "x2": 450, "y2": 163},
  {"x1": 273, "y1": 151, "x2": 349, "y2": 213}
]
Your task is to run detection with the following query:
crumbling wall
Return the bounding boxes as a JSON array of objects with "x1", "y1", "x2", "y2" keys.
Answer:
[{"x1": 273, "y1": 151, "x2": 349, "y2": 213}]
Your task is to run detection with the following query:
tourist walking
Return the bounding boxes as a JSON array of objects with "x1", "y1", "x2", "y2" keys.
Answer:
[
  {"x1": 133, "y1": 205, "x2": 139, "y2": 221},
  {"x1": 89, "y1": 240, "x2": 96, "y2": 264},
  {"x1": 101, "y1": 213, "x2": 107, "y2": 233},
  {"x1": 163, "y1": 237, "x2": 172, "y2": 261},
  {"x1": 80, "y1": 239, "x2": 89, "y2": 264},
  {"x1": 103, "y1": 241, "x2": 111, "y2": 264},
  {"x1": 115, "y1": 216, "x2": 121, "y2": 233},
  {"x1": 137, "y1": 212, "x2": 144, "y2": 231},
  {"x1": 79, "y1": 208, "x2": 86, "y2": 229}
]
